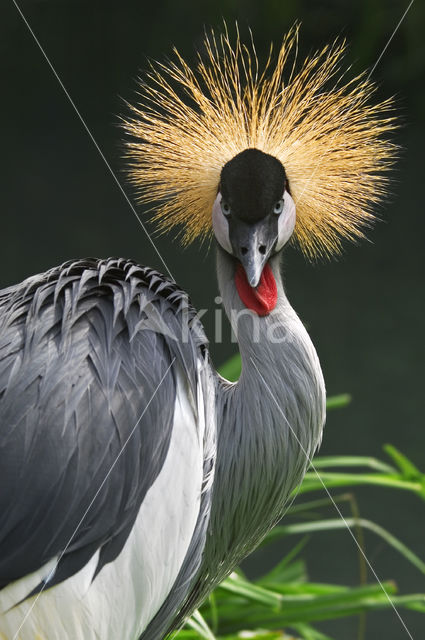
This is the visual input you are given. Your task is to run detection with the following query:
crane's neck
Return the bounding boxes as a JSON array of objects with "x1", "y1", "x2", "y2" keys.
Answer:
[
  {"x1": 172, "y1": 248, "x2": 326, "y2": 625},
  {"x1": 211, "y1": 246, "x2": 326, "y2": 571},
  {"x1": 216, "y1": 246, "x2": 325, "y2": 421}
]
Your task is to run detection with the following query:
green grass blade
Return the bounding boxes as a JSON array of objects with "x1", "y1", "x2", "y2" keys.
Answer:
[
  {"x1": 325, "y1": 394, "x2": 351, "y2": 410},
  {"x1": 401, "y1": 596, "x2": 425, "y2": 613},
  {"x1": 186, "y1": 610, "x2": 217, "y2": 640},
  {"x1": 312, "y1": 456, "x2": 396, "y2": 474},
  {"x1": 257, "y1": 539, "x2": 309, "y2": 584},
  {"x1": 260, "y1": 518, "x2": 425, "y2": 575},
  {"x1": 291, "y1": 623, "x2": 334, "y2": 640},
  {"x1": 220, "y1": 573, "x2": 283, "y2": 608},
  {"x1": 383, "y1": 444, "x2": 423, "y2": 479},
  {"x1": 284, "y1": 493, "x2": 361, "y2": 518},
  {"x1": 208, "y1": 583, "x2": 400, "y2": 631},
  {"x1": 298, "y1": 472, "x2": 423, "y2": 495},
  {"x1": 258, "y1": 583, "x2": 349, "y2": 596},
  {"x1": 218, "y1": 353, "x2": 241, "y2": 381},
  {"x1": 219, "y1": 633, "x2": 301, "y2": 640}
]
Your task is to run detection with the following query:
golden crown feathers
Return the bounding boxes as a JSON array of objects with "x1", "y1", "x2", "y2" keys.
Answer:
[{"x1": 124, "y1": 25, "x2": 397, "y2": 260}]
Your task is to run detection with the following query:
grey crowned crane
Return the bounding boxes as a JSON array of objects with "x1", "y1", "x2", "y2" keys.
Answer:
[{"x1": 0, "y1": 26, "x2": 395, "y2": 640}]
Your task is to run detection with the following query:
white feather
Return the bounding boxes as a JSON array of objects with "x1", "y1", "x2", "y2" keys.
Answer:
[
  {"x1": 212, "y1": 193, "x2": 232, "y2": 254},
  {"x1": 275, "y1": 191, "x2": 296, "y2": 251},
  {"x1": 0, "y1": 362, "x2": 208, "y2": 640}
]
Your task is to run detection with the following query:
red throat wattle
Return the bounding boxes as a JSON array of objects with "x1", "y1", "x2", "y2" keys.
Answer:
[{"x1": 235, "y1": 262, "x2": 278, "y2": 316}]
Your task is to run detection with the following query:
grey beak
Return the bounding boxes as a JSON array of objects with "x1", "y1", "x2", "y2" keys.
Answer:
[
  {"x1": 230, "y1": 217, "x2": 278, "y2": 288},
  {"x1": 238, "y1": 231, "x2": 266, "y2": 287}
]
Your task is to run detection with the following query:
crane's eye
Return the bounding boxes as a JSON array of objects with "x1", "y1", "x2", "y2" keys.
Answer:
[
  {"x1": 221, "y1": 201, "x2": 231, "y2": 217},
  {"x1": 273, "y1": 199, "x2": 284, "y2": 215}
]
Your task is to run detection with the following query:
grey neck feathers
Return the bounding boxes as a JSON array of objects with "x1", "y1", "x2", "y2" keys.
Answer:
[
  {"x1": 171, "y1": 247, "x2": 326, "y2": 628},
  {"x1": 209, "y1": 246, "x2": 326, "y2": 579}
]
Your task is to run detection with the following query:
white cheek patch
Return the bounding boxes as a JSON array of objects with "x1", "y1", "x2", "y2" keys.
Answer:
[
  {"x1": 212, "y1": 193, "x2": 233, "y2": 254},
  {"x1": 275, "y1": 191, "x2": 296, "y2": 251}
]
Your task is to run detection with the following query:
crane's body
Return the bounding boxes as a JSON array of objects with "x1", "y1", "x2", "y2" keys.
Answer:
[
  {"x1": 0, "y1": 250, "x2": 324, "y2": 640},
  {"x1": 0, "y1": 25, "x2": 395, "y2": 640},
  {"x1": 0, "y1": 258, "x2": 216, "y2": 639}
]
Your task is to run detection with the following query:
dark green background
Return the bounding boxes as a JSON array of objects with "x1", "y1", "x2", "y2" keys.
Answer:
[{"x1": 1, "y1": 1, "x2": 424, "y2": 638}]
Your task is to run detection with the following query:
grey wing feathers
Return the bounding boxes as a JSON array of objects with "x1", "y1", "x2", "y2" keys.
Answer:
[{"x1": 0, "y1": 257, "x2": 212, "y2": 602}]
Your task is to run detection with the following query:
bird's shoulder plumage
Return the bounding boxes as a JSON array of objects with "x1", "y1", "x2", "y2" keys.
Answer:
[{"x1": 0, "y1": 257, "x2": 216, "y2": 639}]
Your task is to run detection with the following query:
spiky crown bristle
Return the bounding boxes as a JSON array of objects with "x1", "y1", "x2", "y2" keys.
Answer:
[{"x1": 124, "y1": 25, "x2": 397, "y2": 259}]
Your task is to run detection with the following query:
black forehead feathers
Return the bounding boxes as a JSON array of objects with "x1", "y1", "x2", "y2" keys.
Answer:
[{"x1": 220, "y1": 148, "x2": 286, "y2": 223}]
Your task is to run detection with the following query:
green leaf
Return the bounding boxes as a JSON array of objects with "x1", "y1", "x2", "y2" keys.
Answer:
[
  {"x1": 325, "y1": 394, "x2": 351, "y2": 410},
  {"x1": 186, "y1": 610, "x2": 217, "y2": 640},
  {"x1": 261, "y1": 518, "x2": 425, "y2": 575},
  {"x1": 383, "y1": 444, "x2": 423, "y2": 479},
  {"x1": 208, "y1": 592, "x2": 219, "y2": 634},
  {"x1": 312, "y1": 456, "x2": 396, "y2": 474},
  {"x1": 402, "y1": 597, "x2": 425, "y2": 613},
  {"x1": 218, "y1": 353, "x2": 241, "y2": 381},
  {"x1": 205, "y1": 583, "x2": 400, "y2": 632},
  {"x1": 219, "y1": 632, "x2": 300, "y2": 640},
  {"x1": 219, "y1": 573, "x2": 283, "y2": 609},
  {"x1": 178, "y1": 445, "x2": 425, "y2": 640},
  {"x1": 257, "y1": 539, "x2": 309, "y2": 584},
  {"x1": 291, "y1": 623, "x2": 334, "y2": 640},
  {"x1": 285, "y1": 494, "x2": 359, "y2": 517},
  {"x1": 259, "y1": 583, "x2": 348, "y2": 597},
  {"x1": 298, "y1": 471, "x2": 423, "y2": 495}
]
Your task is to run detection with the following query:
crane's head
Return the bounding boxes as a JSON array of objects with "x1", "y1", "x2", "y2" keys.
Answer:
[
  {"x1": 211, "y1": 148, "x2": 295, "y2": 313},
  {"x1": 124, "y1": 24, "x2": 396, "y2": 296},
  {"x1": 213, "y1": 148, "x2": 294, "y2": 286}
]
